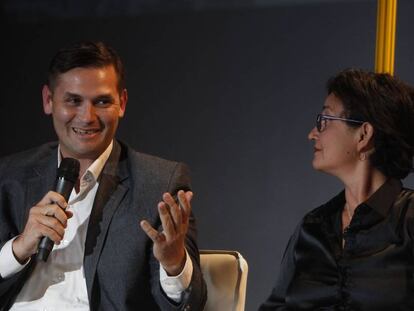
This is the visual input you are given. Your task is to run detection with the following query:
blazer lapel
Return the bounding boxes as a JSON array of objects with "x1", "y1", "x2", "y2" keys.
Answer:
[{"x1": 83, "y1": 141, "x2": 129, "y2": 302}]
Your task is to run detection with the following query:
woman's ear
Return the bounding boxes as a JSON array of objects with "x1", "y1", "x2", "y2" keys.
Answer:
[{"x1": 357, "y1": 122, "x2": 374, "y2": 152}]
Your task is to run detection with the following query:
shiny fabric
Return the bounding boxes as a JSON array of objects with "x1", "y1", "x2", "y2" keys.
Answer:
[{"x1": 260, "y1": 179, "x2": 414, "y2": 310}]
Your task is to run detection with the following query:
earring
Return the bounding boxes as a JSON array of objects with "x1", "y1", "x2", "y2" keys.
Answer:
[{"x1": 360, "y1": 153, "x2": 366, "y2": 161}]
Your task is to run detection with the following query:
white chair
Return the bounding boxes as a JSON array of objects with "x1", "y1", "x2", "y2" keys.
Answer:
[{"x1": 200, "y1": 250, "x2": 248, "y2": 311}]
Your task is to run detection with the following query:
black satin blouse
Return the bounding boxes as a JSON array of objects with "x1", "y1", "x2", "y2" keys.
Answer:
[{"x1": 260, "y1": 179, "x2": 414, "y2": 310}]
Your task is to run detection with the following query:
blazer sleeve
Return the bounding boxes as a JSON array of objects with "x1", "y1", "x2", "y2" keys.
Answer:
[
  {"x1": 150, "y1": 162, "x2": 207, "y2": 311},
  {"x1": 0, "y1": 173, "x2": 34, "y2": 309}
]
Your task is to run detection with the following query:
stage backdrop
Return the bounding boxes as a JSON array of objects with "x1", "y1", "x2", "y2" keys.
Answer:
[{"x1": 2, "y1": 0, "x2": 414, "y2": 309}]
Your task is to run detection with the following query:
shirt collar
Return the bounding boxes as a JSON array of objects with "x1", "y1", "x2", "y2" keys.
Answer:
[
  {"x1": 364, "y1": 178, "x2": 402, "y2": 217},
  {"x1": 310, "y1": 178, "x2": 402, "y2": 220},
  {"x1": 57, "y1": 141, "x2": 114, "y2": 185}
]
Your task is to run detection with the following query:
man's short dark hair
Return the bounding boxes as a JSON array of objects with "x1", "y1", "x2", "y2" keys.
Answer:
[
  {"x1": 327, "y1": 68, "x2": 414, "y2": 179},
  {"x1": 47, "y1": 41, "x2": 125, "y2": 93}
]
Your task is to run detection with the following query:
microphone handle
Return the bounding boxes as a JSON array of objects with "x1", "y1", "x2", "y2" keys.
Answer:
[{"x1": 36, "y1": 177, "x2": 75, "y2": 262}]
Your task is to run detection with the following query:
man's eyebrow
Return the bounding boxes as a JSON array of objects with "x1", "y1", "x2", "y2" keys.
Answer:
[
  {"x1": 64, "y1": 92, "x2": 82, "y2": 98},
  {"x1": 94, "y1": 94, "x2": 115, "y2": 100}
]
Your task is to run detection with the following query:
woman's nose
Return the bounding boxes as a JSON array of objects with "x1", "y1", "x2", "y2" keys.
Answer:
[{"x1": 308, "y1": 126, "x2": 319, "y2": 141}]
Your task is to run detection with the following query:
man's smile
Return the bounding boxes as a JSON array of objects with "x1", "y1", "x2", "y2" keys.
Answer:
[{"x1": 72, "y1": 127, "x2": 101, "y2": 136}]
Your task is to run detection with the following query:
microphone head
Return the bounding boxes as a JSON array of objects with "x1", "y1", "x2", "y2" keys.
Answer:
[{"x1": 57, "y1": 158, "x2": 80, "y2": 183}]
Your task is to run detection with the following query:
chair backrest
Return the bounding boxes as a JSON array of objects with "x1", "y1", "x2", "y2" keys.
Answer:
[{"x1": 200, "y1": 250, "x2": 248, "y2": 311}]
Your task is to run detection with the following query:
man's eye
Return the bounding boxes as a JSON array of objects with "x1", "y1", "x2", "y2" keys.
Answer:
[
  {"x1": 95, "y1": 99, "x2": 113, "y2": 106},
  {"x1": 65, "y1": 97, "x2": 81, "y2": 105}
]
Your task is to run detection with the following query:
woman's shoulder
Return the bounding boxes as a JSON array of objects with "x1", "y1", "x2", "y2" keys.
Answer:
[
  {"x1": 397, "y1": 186, "x2": 414, "y2": 208},
  {"x1": 399, "y1": 187, "x2": 414, "y2": 214},
  {"x1": 401, "y1": 186, "x2": 414, "y2": 196}
]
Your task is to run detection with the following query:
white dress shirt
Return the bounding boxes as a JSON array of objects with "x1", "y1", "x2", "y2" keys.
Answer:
[{"x1": 0, "y1": 141, "x2": 192, "y2": 310}]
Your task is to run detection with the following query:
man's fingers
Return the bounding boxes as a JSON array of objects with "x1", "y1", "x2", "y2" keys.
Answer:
[
  {"x1": 37, "y1": 215, "x2": 66, "y2": 237},
  {"x1": 158, "y1": 202, "x2": 176, "y2": 238},
  {"x1": 144, "y1": 190, "x2": 193, "y2": 246},
  {"x1": 177, "y1": 190, "x2": 192, "y2": 213},
  {"x1": 140, "y1": 220, "x2": 166, "y2": 243},
  {"x1": 65, "y1": 210, "x2": 73, "y2": 219},
  {"x1": 163, "y1": 191, "x2": 192, "y2": 227},
  {"x1": 28, "y1": 219, "x2": 64, "y2": 244},
  {"x1": 38, "y1": 191, "x2": 68, "y2": 210},
  {"x1": 184, "y1": 191, "x2": 193, "y2": 204},
  {"x1": 162, "y1": 192, "x2": 176, "y2": 208},
  {"x1": 36, "y1": 204, "x2": 69, "y2": 227},
  {"x1": 39, "y1": 225, "x2": 64, "y2": 244},
  {"x1": 169, "y1": 204, "x2": 182, "y2": 230},
  {"x1": 177, "y1": 190, "x2": 192, "y2": 225}
]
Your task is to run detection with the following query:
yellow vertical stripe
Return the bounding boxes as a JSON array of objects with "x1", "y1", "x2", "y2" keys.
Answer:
[
  {"x1": 390, "y1": 0, "x2": 397, "y2": 74},
  {"x1": 375, "y1": 0, "x2": 398, "y2": 75}
]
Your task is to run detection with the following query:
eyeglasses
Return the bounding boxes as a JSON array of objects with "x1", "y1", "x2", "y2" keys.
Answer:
[{"x1": 316, "y1": 114, "x2": 364, "y2": 132}]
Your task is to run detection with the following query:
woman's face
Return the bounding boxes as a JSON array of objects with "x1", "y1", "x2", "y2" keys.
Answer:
[{"x1": 308, "y1": 93, "x2": 360, "y2": 178}]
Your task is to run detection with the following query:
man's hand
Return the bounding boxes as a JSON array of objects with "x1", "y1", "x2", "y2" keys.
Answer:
[
  {"x1": 140, "y1": 190, "x2": 193, "y2": 276},
  {"x1": 12, "y1": 191, "x2": 72, "y2": 263}
]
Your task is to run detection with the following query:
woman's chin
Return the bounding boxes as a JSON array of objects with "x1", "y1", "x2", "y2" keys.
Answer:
[{"x1": 311, "y1": 159, "x2": 322, "y2": 170}]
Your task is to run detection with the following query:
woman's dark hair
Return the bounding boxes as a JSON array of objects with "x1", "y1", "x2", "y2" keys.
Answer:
[
  {"x1": 327, "y1": 68, "x2": 414, "y2": 179},
  {"x1": 47, "y1": 41, "x2": 125, "y2": 93}
]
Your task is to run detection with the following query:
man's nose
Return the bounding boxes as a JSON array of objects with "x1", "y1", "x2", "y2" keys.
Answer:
[{"x1": 78, "y1": 102, "x2": 96, "y2": 123}]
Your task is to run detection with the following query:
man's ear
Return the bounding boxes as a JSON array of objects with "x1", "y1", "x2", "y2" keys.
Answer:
[
  {"x1": 357, "y1": 122, "x2": 374, "y2": 152},
  {"x1": 42, "y1": 85, "x2": 53, "y2": 115},
  {"x1": 118, "y1": 88, "x2": 128, "y2": 118}
]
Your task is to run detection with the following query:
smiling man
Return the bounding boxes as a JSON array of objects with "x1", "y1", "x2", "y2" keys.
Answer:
[
  {"x1": 43, "y1": 65, "x2": 126, "y2": 163},
  {"x1": 0, "y1": 41, "x2": 206, "y2": 310}
]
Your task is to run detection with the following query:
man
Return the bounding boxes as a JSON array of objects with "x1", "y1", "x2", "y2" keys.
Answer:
[{"x1": 0, "y1": 41, "x2": 207, "y2": 310}]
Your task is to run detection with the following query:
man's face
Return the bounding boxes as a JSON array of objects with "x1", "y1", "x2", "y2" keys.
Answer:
[{"x1": 42, "y1": 65, "x2": 127, "y2": 160}]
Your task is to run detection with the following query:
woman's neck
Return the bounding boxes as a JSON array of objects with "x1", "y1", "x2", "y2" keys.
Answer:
[{"x1": 343, "y1": 168, "x2": 387, "y2": 212}]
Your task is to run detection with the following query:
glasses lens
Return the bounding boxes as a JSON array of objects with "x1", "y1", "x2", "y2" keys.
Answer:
[{"x1": 316, "y1": 114, "x2": 322, "y2": 131}]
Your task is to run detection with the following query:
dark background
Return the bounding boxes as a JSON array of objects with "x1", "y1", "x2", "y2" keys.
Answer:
[{"x1": 2, "y1": 0, "x2": 414, "y2": 309}]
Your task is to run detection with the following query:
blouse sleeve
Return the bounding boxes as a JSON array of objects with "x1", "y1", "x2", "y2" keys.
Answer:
[{"x1": 258, "y1": 220, "x2": 303, "y2": 310}]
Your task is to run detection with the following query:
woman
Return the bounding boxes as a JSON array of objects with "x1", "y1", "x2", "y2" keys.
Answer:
[{"x1": 260, "y1": 69, "x2": 414, "y2": 310}]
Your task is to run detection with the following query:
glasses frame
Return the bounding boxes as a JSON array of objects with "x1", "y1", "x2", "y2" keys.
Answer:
[{"x1": 316, "y1": 114, "x2": 364, "y2": 132}]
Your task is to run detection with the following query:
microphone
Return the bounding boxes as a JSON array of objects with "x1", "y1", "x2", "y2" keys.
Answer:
[{"x1": 36, "y1": 157, "x2": 80, "y2": 262}]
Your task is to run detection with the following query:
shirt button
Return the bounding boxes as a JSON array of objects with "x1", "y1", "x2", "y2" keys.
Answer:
[
  {"x1": 55, "y1": 273, "x2": 64, "y2": 282},
  {"x1": 84, "y1": 173, "x2": 93, "y2": 182}
]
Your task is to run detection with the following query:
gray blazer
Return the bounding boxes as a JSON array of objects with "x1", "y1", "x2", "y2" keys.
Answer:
[{"x1": 0, "y1": 141, "x2": 207, "y2": 310}]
